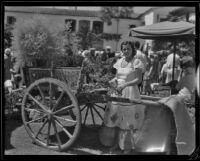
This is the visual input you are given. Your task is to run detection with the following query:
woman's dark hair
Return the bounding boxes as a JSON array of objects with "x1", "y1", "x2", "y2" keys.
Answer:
[{"x1": 120, "y1": 41, "x2": 136, "y2": 58}]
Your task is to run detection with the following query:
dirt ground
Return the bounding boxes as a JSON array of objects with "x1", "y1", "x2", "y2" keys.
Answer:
[{"x1": 4, "y1": 118, "x2": 111, "y2": 155}]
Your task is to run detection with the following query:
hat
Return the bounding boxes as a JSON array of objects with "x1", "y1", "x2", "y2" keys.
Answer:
[
  {"x1": 90, "y1": 48, "x2": 96, "y2": 51},
  {"x1": 82, "y1": 50, "x2": 90, "y2": 57},
  {"x1": 5, "y1": 48, "x2": 11, "y2": 55},
  {"x1": 4, "y1": 80, "x2": 13, "y2": 88},
  {"x1": 106, "y1": 46, "x2": 111, "y2": 49}
]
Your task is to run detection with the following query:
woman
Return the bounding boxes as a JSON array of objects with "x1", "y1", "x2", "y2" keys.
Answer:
[
  {"x1": 165, "y1": 53, "x2": 181, "y2": 83},
  {"x1": 159, "y1": 60, "x2": 168, "y2": 84},
  {"x1": 99, "y1": 41, "x2": 145, "y2": 154}
]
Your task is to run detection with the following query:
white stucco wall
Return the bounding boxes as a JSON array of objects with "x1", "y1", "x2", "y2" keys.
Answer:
[{"x1": 103, "y1": 18, "x2": 143, "y2": 51}]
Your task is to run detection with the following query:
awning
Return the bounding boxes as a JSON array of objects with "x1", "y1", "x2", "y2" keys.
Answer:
[{"x1": 129, "y1": 21, "x2": 195, "y2": 40}]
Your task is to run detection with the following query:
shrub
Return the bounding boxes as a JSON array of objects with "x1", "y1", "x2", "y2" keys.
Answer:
[{"x1": 12, "y1": 14, "x2": 63, "y2": 67}]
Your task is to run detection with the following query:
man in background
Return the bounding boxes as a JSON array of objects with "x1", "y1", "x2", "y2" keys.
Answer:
[
  {"x1": 134, "y1": 41, "x2": 148, "y2": 93},
  {"x1": 105, "y1": 46, "x2": 115, "y2": 58}
]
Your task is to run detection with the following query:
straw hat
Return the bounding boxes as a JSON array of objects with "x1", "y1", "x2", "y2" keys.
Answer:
[{"x1": 82, "y1": 50, "x2": 90, "y2": 57}]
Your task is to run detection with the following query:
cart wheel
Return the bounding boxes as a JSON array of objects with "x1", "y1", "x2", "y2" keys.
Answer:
[
  {"x1": 80, "y1": 102, "x2": 106, "y2": 126},
  {"x1": 21, "y1": 78, "x2": 81, "y2": 151}
]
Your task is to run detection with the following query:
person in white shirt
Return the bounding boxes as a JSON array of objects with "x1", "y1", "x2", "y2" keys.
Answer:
[
  {"x1": 159, "y1": 61, "x2": 168, "y2": 83},
  {"x1": 134, "y1": 41, "x2": 148, "y2": 93},
  {"x1": 165, "y1": 53, "x2": 181, "y2": 83},
  {"x1": 134, "y1": 41, "x2": 147, "y2": 74}
]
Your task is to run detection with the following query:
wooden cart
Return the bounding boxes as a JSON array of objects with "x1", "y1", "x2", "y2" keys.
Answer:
[{"x1": 21, "y1": 66, "x2": 172, "y2": 152}]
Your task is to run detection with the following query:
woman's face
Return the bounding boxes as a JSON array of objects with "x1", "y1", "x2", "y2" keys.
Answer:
[{"x1": 122, "y1": 44, "x2": 133, "y2": 59}]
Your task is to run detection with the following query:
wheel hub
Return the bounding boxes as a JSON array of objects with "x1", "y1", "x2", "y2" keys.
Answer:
[{"x1": 47, "y1": 111, "x2": 53, "y2": 120}]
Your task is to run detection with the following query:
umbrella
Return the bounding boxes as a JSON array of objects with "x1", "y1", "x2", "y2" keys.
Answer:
[{"x1": 129, "y1": 21, "x2": 195, "y2": 82}]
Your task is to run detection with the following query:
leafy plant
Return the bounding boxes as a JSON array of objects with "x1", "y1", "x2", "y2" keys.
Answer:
[{"x1": 12, "y1": 14, "x2": 63, "y2": 67}]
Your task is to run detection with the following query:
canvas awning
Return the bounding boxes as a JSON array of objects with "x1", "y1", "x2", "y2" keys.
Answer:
[{"x1": 129, "y1": 21, "x2": 195, "y2": 39}]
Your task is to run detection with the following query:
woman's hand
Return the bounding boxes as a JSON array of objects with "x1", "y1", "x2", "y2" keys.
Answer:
[
  {"x1": 109, "y1": 78, "x2": 117, "y2": 87},
  {"x1": 117, "y1": 83, "x2": 127, "y2": 93}
]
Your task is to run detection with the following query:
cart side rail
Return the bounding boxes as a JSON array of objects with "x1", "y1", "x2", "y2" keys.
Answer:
[{"x1": 23, "y1": 66, "x2": 83, "y2": 93}]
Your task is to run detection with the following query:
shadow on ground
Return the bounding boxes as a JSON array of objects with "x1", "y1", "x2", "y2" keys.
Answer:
[
  {"x1": 4, "y1": 116, "x2": 23, "y2": 150},
  {"x1": 64, "y1": 125, "x2": 109, "y2": 155}
]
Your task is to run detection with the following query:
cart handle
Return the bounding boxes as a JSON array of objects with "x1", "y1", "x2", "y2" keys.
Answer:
[{"x1": 104, "y1": 95, "x2": 162, "y2": 107}]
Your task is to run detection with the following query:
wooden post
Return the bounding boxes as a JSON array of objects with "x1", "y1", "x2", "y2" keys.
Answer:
[
  {"x1": 50, "y1": 61, "x2": 54, "y2": 78},
  {"x1": 172, "y1": 40, "x2": 176, "y2": 81}
]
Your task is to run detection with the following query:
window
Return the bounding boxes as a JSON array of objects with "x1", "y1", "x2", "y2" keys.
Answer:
[
  {"x1": 65, "y1": 19, "x2": 76, "y2": 32},
  {"x1": 7, "y1": 16, "x2": 16, "y2": 25},
  {"x1": 160, "y1": 18, "x2": 167, "y2": 22},
  {"x1": 92, "y1": 21, "x2": 103, "y2": 34},
  {"x1": 79, "y1": 20, "x2": 90, "y2": 32},
  {"x1": 157, "y1": 14, "x2": 160, "y2": 22},
  {"x1": 129, "y1": 24, "x2": 136, "y2": 29}
]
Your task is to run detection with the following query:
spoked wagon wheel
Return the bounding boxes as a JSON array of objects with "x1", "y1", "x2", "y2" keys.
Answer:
[
  {"x1": 21, "y1": 78, "x2": 81, "y2": 151},
  {"x1": 80, "y1": 102, "x2": 106, "y2": 126}
]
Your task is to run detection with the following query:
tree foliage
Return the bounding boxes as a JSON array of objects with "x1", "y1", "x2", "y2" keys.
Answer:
[
  {"x1": 167, "y1": 7, "x2": 195, "y2": 22},
  {"x1": 12, "y1": 14, "x2": 83, "y2": 68},
  {"x1": 12, "y1": 15, "x2": 59, "y2": 67},
  {"x1": 100, "y1": 7, "x2": 134, "y2": 25}
]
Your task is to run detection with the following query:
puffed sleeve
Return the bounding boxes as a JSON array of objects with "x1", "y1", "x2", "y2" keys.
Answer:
[
  {"x1": 113, "y1": 58, "x2": 122, "y2": 69},
  {"x1": 133, "y1": 58, "x2": 144, "y2": 72}
]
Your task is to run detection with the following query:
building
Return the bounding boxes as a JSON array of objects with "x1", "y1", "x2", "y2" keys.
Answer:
[
  {"x1": 4, "y1": 6, "x2": 142, "y2": 51},
  {"x1": 137, "y1": 6, "x2": 195, "y2": 48}
]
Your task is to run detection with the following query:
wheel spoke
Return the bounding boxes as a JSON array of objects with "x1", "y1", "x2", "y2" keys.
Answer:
[
  {"x1": 52, "y1": 119, "x2": 62, "y2": 150},
  {"x1": 80, "y1": 105, "x2": 87, "y2": 112},
  {"x1": 92, "y1": 105, "x2": 104, "y2": 121},
  {"x1": 49, "y1": 82, "x2": 53, "y2": 110},
  {"x1": 90, "y1": 106, "x2": 96, "y2": 125},
  {"x1": 37, "y1": 85, "x2": 45, "y2": 102},
  {"x1": 52, "y1": 90, "x2": 65, "y2": 112},
  {"x1": 35, "y1": 119, "x2": 48, "y2": 139},
  {"x1": 54, "y1": 115, "x2": 76, "y2": 124},
  {"x1": 28, "y1": 93, "x2": 48, "y2": 113},
  {"x1": 83, "y1": 105, "x2": 90, "y2": 125},
  {"x1": 25, "y1": 114, "x2": 47, "y2": 125},
  {"x1": 54, "y1": 118, "x2": 73, "y2": 138},
  {"x1": 47, "y1": 119, "x2": 52, "y2": 146},
  {"x1": 94, "y1": 103, "x2": 106, "y2": 111},
  {"x1": 25, "y1": 108, "x2": 44, "y2": 114},
  {"x1": 53, "y1": 104, "x2": 74, "y2": 115}
]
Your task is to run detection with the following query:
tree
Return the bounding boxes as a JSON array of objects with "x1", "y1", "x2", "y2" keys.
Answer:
[
  {"x1": 100, "y1": 7, "x2": 134, "y2": 25},
  {"x1": 12, "y1": 14, "x2": 66, "y2": 67},
  {"x1": 167, "y1": 7, "x2": 195, "y2": 22}
]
